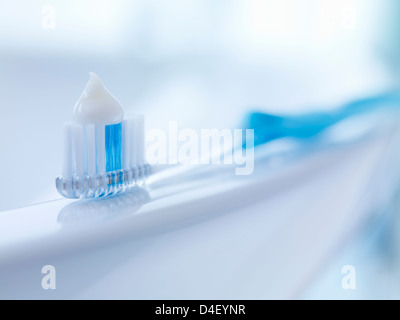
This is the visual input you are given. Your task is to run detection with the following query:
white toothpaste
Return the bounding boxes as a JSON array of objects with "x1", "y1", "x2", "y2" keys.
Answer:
[{"x1": 73, "y1": 72, "x2": 123, "y2": 125}]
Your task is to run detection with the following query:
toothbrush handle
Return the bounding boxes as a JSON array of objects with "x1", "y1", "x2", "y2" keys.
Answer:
[{"x1": 245, "y1": 92, "x2": 400, "y2": 147}]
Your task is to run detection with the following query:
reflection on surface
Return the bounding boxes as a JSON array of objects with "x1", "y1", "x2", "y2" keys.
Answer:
[{"x1": 58, "y1": 187, "x2": 150, "y2": 227}]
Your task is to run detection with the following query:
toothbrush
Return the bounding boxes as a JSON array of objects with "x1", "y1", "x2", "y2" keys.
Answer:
[
  {"x1": 56, "y1": 73, "x2": 400, "y2": 199},
  {"x1": 56, "y1": 73, "x2": 150, "y2": 199},
  {"x1": 148, "y1": 92, "x2": 400, "y2": 185}
]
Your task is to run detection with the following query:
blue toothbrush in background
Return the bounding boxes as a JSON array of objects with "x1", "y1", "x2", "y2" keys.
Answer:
[
  {"x1": 243, "y1": 92, "x2": 400, "y2": 147},
  {"x1": 149, "y1": 91, "x2": 400, "y2": 189}
]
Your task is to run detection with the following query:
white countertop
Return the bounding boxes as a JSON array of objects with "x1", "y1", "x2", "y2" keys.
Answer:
[{"x1": 1, "y1": 116, "x2": 400, "y2": 299}]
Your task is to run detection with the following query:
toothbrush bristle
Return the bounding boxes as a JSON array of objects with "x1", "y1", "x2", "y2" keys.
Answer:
[
  {"x1": 56, "y1": 116, "x2": 150, "y2": 199},
  {"x1": 96, "y1": 125, "x2": 106, "y2": 173},
  {"x1": 86, "y1": 124, "x2": 96, "y2": 176},
  {"x1": 122, "y1": 119, "x2": 131, "y2": 169},
  {"x1": 62, "y1": 123, "x2": 73, "y2": 178},
  {"x1": 127, "y1": 119, "x2": 136, "y2": 168},
  {"x1": 133, "y1": 115, "x2": 144, "y2": 165},
  {"x1": 73, "y1": 124, "x2": 85, "y2": 177}
]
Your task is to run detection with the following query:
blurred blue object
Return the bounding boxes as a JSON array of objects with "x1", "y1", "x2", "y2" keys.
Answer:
[{"x1": 244, "y1": 92, "x2": 400, "y2": 146}]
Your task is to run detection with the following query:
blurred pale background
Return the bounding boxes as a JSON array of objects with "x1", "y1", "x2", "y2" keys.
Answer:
[
  {"x1": 2, "y1": 0, "x2": 400, "y2": 301},
  {"x1": 0, "y1": 0, "x2": 399, "y2": 210}
]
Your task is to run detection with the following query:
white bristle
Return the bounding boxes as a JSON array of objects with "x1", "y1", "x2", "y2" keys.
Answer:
[
  {"x1": 122, "y1": 119, "x2": 131, "y2": 169},
  {"x1": 133, "y1": 115, "x2": 144, "y2": 165},
  {"x1": 73, "y1": 124, "x2": 85, "y2": 176},
  {"x1": 96, "y1": 125, "x2": 106, "y2": 173},
  {"x1": 62, "y1": 123, "x2": 73, "y2": 177},
  {"x1": 86, "y1": 124, "x2": 96, "y2": 176},
  {"x1": 128, "y1": 118, "x2": 136, "y2": 168}
]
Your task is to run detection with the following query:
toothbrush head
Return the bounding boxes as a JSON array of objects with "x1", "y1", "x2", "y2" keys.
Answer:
[{"x1": 56, "y1": 73, "x2": 151, "y2": 199}]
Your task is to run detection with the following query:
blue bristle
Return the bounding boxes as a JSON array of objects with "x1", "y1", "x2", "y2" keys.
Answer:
[{"x1": 105, "y1": 123, "x2": 122, "y2": 172}]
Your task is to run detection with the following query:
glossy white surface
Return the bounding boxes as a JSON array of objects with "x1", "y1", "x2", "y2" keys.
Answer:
[{"x1": 1, "y1": 118, "x2": 400, "y2": 299}]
